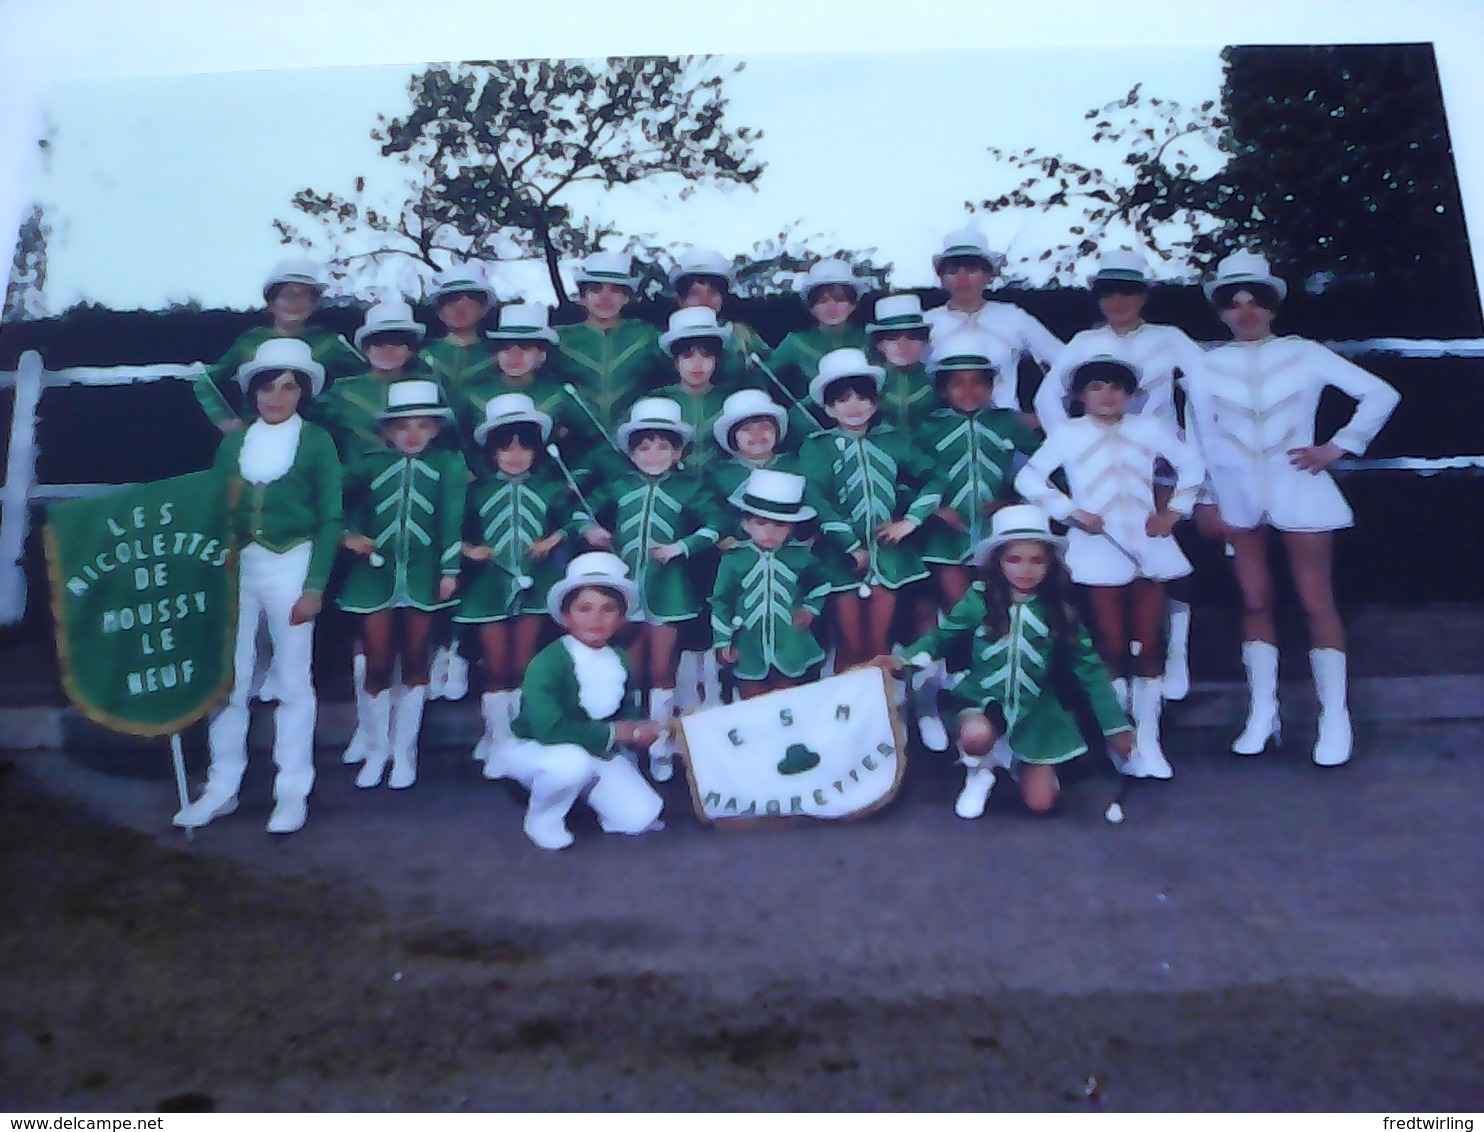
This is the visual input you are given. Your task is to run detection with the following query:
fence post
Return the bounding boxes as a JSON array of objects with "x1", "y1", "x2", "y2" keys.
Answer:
[{"x1": 0, "y1": 350, "x2": 44, "y2": 625}]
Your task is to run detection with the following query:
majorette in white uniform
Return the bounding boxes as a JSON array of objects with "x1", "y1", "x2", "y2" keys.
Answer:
[
  {"x1": 1015, "y1": 358, "x2": 1205, "y2": 587},
  {"x1": 923, "y1": 227, "x2": 1063, "y2": 411},
  {"x1": 1033, "y1": 250, "x2": 1206, "y2": 435}
]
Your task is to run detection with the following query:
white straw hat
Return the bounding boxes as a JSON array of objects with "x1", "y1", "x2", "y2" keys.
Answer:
[
  {"x1": 972, "y1": 504, "x2": 1066, "y2": 565},
  {"x1": 712, "y1": 389, "x2": 789, "y2": 453},
  {"x1": 616, "y1": 396, "x2": 695, "y2": 450},
  {"x1": 573, "y1": 251, "x2": 640, "y2": 290},
  {"x1": 473, "y1": 392, "x2": 553, "y2": 446},
  {"x1": 667, "y1": 247, "x2": 736, "y2": 291},
  {"x1": 378, "y1": 379, "x2": 453, "y2": 422},
  {"x1": 866, "y1": 293, "x2": 929, "y2": 335},
  {"x1": 546, "y1": 551, "x2": 639, "y2": 626},
  {"x1": 730, "y1": 467, "x2": 816, "y2": 523},
  {"x1": 487, "y1": 302, "x2": 560, "y2": 345},
  {"x1": 236, "y1": 337, "x2": 326, "y2": 397},
  {"x1": 659, "y1": 306, "x2": 733, "y2": 352},
  {"x1": 927, "y1": 331, "x2": 998, "y2": 376},
  {"x1": 796, "y1": 258, "x2": 868, "y2": 301},
  {"x1": 932, "y1": 227, "x2": 1002, "y2": 274},
  {"x1": 1204, "y1": 249, "x2": 1288, "y2": 302},
  {"x1": 809, "y1": 347, "x2": 885, "y2": 406},
  {"x1": 262, "y1": 257, "x2": 327, "y2": 301},
  {"x1": 1091, "y1": 248, "x2": 1151, "y2": 287},
  {"x1": 355, "y1": 300, "x2": 427, "y2": 350},
  {"x1": 429, "y1": 265, "x2": 499, "y2": 305}
]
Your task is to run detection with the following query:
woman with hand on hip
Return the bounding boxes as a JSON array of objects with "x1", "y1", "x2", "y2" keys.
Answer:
[{"x1": 1184, "y1": 251, "x2": 1399, "y2": 767}]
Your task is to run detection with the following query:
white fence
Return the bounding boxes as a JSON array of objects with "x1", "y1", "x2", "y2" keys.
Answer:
[{"x1": 3, "y1": 341, "x2": 1484, "y2": 625}]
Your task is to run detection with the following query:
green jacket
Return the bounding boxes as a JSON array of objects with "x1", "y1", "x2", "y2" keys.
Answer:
[
  {"x1": 717, "y1": 318, "x2": 773, "y2": 393},
  {"x1": 771, "y1": 324, "x2": 869, "y2": 400},
  {"x1": 650, "y1": 382, "x2": 730, "y2": 475},
  {"x1": 510, "y1": 637, "x2": 641, "y2": 758},
  {"x1": 878, "y1": 363, "x2": 938, "y2": 435},
  {"x1": 905, "y1": 588, "x2": 1130, "y2": 764},
  {"x1": 796, "y1": 425, "x2": 943, "y2": 590},
  {"x1": 316, "y1": 368, "x2": 444, "y2": 466},
  {"x1": 917, "y1": 406, "x2": 1043, "y2": 565},
  {"x1": 421, "y1": 337, "x2": 500, "y2": 404},
  {"x1": 454, "y1": 469, "x2": 588, "y2": 623},
  {"x1": 585, "y1": 467, "x2": 727, "y2": 622},
  {"x1": 336, "y1": 446, "x2": 468, "y2": 613},
  {"x1": 710, "y1": 541, "x2": 830, "y2": 680},
  {"x1": 213, "y1": 420, "x2": 344, "y2": 594},
  {"x1": 553, "y1": 319, "x2": 668, "y2": 431},
  {"x1": 191, "y1": 324, "x2": 364, "y2": 429}
]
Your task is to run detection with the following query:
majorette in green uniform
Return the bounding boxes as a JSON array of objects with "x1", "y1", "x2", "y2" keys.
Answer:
[
  {"x1": 917, "y1": 334, "x2": 1043, "y2": 566},
  {"x1": 419, "y1": 265, "x2": 502, "y2": 403},
  {"x1": 455, "y1": 396, "x2": 589, "y2": 625},
  {"x1": 770, "y1": 259, "x2": 872, "y2": 400},
  {"x1": 866, "y1": 293, "x2": 938, "y2": 435},
  {"x1": 316, "y1": 300, "x2": 433, "y2": 464},
  {"x1": 583, "y1": 398, "x2": 725, "y2": 625},
  {"x1": 796, "y1": 349, "x2": 943, "y2": 593},
  {"x1": 449, "y1": 302, "x2": 619, "y2": 485},
  {"x1": 553, "y1": 252, "x2": 668, "y2": 431},
  {"x1": 190, "y1": 257, "x2": 364, "y2": 430},
  {"x1": 668, "y1": 247, "x2": 770, "y2": 393},
  {"x1": 711, "y1": 469, "x2": 832, "y2": 685},
  {"x1": 651, "y1": 306, "x2": 736, "y2": 477},
  {"x1": 336, "y1": 382, "x2": 467, "y2": 616},
  {"x1": 899, "y1": 506, "x2": 1132, "y2": 820},
  {"x1": 489, "y1": 552, "x2": 664, "y2": 851}
]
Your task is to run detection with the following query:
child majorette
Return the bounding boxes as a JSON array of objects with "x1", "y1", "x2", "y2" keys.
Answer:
[
  {"x1": 421, "y1": 265, "x2": 501, "y2": 401},
  {"x1": 865, "y1": 293, "x2": 938, "y2": 435},
  {"x1": 554, "y1": 251, "x2": 667, "y2": 432},
  {"x1": 912, "y1": 330, "x2": 1043, "y2": 751},
  {"x1": 485, "y1": 552, "x2": 665, "y2": 851},
  {"x1": 887, "y1": 505, "x2": 1133, "y2": 819},
  {"x1": 191, "y1": 257, "x2": 363, "y2": 434},
  {"x1": 797, "y1": 348, "x2": 942, "y2": 675},
  {"x1": 336, "y1": 380, "x2": 467, "y2": 789},
  {"x1": 450, "y1": 302, "x2": 617, "y2": 484},
  {"x1": 669, "y1": 247, "x2": 770, "y2": 392},
  {"x1": 456, "y1": 393, "x2": 592, "y2": 766},
  {"x1": 923, "y1": 228, "x2": 1063, "y2": 417},
  {"x1": 1185, "y1": 251, "x2": 1400, "y2": 766},
  {"x1": 712, "y1": 468, "x2": 832, "y2": 697},
  {"x1": 582, "y1": 397, "x2": 725, "y2": 782},
  {"x1": 770, "y1": 258, "x2": 871, "y2": 401},
  {"x1": 1016, "y1": 356, "x2": 1204, "y2": 779},
  {"x1": 174, "y1": 338, "x2": 343, "y2": 834},
  {"x1": 652, "y1": 307, "x2": 733, "y2": 476},
  {"x1": 317, "y1": 299, "x2": 431, "y2": 464},
  {"x1": 1033, "y1": 248, "x2": 1208, "y2": 699}
]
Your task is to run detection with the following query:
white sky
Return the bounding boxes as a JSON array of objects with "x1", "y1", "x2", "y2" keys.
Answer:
[{"x1": 3, "y1": 0, "x2": 1484, "y2": 313}]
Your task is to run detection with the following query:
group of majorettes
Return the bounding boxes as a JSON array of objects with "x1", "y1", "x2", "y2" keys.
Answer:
[{"x1": 170, "y1": 231, "x2": 1400, "y2": 849}]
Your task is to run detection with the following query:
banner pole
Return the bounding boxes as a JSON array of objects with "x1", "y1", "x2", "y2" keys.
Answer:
[{"x1": 169, "y1": 733, "x2": 194, "y2": 843}]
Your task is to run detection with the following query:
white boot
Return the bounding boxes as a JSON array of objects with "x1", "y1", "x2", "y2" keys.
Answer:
[
  {"x1": 674, "y1": 651, "x2": 701, "y2": 712},
  {"x1": 1310, "y1": 648, "x2": 1353, "y2": 767},
  {"x1": 388, "y1": 684, "x2": 427, "y2": 789},
  {"x1": 341, "y1": 652, "x2": 371, "y2": 765},
  {"x1": 1130, "y1": 675, "x2": 1173, "y2": 779},
  {"x1": 1233, "y1": 640, "x2": 1281, "y2": 756},
  {"x1": 648, "y1": 688, "x2": 677, "y2": 783},
  {"x1": 443, "y1": 648, "x2": 470, "y2": 701},
  {"x1": 1111, "y1": 677, "x2": 1132, "y2": 718},
  {"x1": 913, "y1": 661, "x2": 949, "y2": 752},
  {"x1": 954, "y1": 751, "x2": 996, "y2": 819},
  {"x1": 172, "y1": 789, "x2": 239, "y2": 830},
  {"x1": 354, "y1": 689, "x2": 394, "y2": 788},
  {"x1": 426, "y1": 645, "x2": 451, "y2": 701},
  {"x1": 473, "y1": 691, "x2": 508, "y2": 765},
  {"x1": 1164, "y1": 600, "x2": 1192, "y2": 701},
  {"x1": 265, "y1": 796, "x2": 307, "y2": 835}
]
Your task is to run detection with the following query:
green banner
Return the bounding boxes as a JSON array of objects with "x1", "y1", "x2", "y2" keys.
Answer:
[{"x1": 45, "y1": 469, "x2": 238, "y2": 738}]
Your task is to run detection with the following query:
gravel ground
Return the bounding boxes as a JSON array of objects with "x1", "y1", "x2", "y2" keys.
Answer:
[{"x1": 2, "y1": 721, "x2": 1482, "y2": 1112}]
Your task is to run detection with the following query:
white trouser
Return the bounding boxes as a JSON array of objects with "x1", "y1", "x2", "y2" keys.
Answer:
[
  {"x1": 205, "y1": 543, "x2": 317, "y2": 804},
  {"x1": 493, "y1": 738, "x2": 662, "y2": 837}
]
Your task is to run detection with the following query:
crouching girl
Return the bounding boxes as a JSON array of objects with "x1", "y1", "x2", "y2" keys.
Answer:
[
  {"x1": 485, "y1": 553, "x2": 666, "y2": 851},
  {"x1": 881, "y1": 505, "x2": 1132, "y2": 820}
]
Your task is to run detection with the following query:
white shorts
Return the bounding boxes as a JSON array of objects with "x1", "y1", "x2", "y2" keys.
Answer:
[
  {"x1": 1064, "y1": 524, "x2": 1193, "y2": 587},
  {"x1": 1207, "y1": 462, "x2": 1354, "y2": 532}
]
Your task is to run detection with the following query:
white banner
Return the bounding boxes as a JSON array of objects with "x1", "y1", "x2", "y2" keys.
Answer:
[{"x1": 677, "y1": 666, "x2": 906, "y2": 824}]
